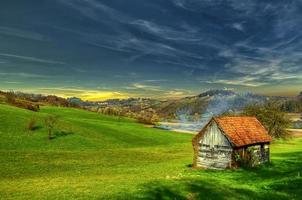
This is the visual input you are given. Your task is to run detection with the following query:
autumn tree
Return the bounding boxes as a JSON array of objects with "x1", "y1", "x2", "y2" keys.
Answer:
[{"x1": 243, "y1": 102, "x2": 290, "y2": 139}]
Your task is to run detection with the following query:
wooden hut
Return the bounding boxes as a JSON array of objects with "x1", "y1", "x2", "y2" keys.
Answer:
[{"x1": 192, "y1": 116, "x2": 272, "y2": 169}]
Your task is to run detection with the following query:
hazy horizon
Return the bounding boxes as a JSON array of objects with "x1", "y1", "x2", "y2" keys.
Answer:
[
  {"x1": 1, "y1": 88, "x2": 300, "y2": 102},
  {"x1": 1, "y1": 1, "x2": 301, "y2": 100}
]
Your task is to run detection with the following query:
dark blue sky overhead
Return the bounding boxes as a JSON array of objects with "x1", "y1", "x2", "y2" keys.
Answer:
[{"x1": 0, "y1": 0, "x2": 301, "y2": 99}]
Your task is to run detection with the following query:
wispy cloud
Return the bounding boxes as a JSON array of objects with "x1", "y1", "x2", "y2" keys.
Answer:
[
  {"x1": 0, "y1": 59, "x2": 8, "y2": 64},
  {"x1": 58, "y1": 0, "x2": 130, "y2": 23},
  {"x1": 144, "y1": 79, "x2": 168, "y2": 83},
  {"x1": 3, "y1": 81, "x2": 21, "y2": 84},
  {"x1": 0, "y1": 26, "x2": 47, "y2": 41},
  {"x1": 220, "y1": 51, "x2": 302, "y2": 87},
  {"x1": 164, "y1": 88, "x2": 192, "y2": 98},
  {"x1": 0, "y1": 72, "x2": 48, "y2": 78},
  {"x1": 205, "y1": 76, "x2": 266, "y2": 87},
  {"x1": 123, "y1": 37, "x2": 206, "y2": 66},
  {"x1": 56, "y1": 1, "x2": 207, "y2": 68},
  {"x1": 130, "y1": 19, "x2": 201, "y2": 42},
  {"x1": 232, "y1": 23, "x2": 244, "y2": 32},
  {"x1": 125, "y1": 83, "x2": 163, "y2": 91},
  {"x1": 171, "y1": 0, "x2": 197, "y2": 11},
  {"x1": 0, "y1": 53, "x2": 65, "y2": 65}
]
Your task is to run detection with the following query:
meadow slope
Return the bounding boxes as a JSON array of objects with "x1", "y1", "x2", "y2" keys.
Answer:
[{"x1": 0, "y1": 104, "x2": 301, "y2": 200}]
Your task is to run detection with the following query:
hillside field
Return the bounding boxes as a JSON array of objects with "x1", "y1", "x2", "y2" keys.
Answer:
[{"x1": 0, "y1": 104, "x2": 302, "y2": 199}]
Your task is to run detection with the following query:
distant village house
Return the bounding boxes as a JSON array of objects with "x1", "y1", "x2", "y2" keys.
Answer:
[{"x1": 192, "y1": 116, "x2": 272, "y2": 169}]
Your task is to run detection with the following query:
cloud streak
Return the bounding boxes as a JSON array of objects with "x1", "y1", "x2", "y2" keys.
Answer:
[
  {"x1": 0, "y1": 53, "x2": 65, "y2": 65},
  {"x1": 0, "y1": 72, "x2": 48, "y2": 78},
  {"x1": 130, "y1": 19, "x2": 201, "y2": 42},
  {"x1": 0, "y1": 26, "x2": 47, "y2": 41},
  {"x1": 125, "y1": 83, "x2": 163, "y2": 91}
]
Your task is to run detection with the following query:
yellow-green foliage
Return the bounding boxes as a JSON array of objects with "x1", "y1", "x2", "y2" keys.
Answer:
[{"x1": 243, "y1": 102, "x2": 291, "y2": 139}]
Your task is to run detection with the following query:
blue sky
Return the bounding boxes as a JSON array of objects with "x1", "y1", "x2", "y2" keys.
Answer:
[{"x1": 0, "y1": 0, "x2": 301, "y2": 100}]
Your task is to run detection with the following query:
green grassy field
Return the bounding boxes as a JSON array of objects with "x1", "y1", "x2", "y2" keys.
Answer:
[{"x1": 0, "y1": 104, "x2": 301, "y2": 200}]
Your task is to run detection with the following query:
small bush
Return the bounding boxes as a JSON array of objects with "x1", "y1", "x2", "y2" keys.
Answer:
[
  {"x1": 44, "y1": 115, "x2": 58, "y2": 140},
  {"x1": 5, "y1": 91, "x2": 16, "y2": 104},
  {"x1": 24, "y1": 102, "x2": 40, "y2": 112},
  {"x1": 4, "y1": 91, "x2": 40, "y2": 112},
  {"x1": 137, "y1": 112, "x2": 160, "y2": 125},
  {"x1": 14, "y1": 101, "x2": 40, "y2": 112},
  {"x1": 27, "y1": 117, "x2": 37, "y2": 131}
]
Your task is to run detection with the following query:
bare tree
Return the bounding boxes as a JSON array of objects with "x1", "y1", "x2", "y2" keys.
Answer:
[{"x1": 44, "y1": 115, "x2": 58, "y2": 140}]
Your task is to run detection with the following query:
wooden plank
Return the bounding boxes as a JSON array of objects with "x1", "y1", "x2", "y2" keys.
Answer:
[{"x1": 197, "y1": 122, "x2": 233, "y2": 169}]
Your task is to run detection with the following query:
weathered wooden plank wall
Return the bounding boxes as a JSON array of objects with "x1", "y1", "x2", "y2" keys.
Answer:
[{"x1": 197, "y1": 122, "x2": 233, "y2": 169}]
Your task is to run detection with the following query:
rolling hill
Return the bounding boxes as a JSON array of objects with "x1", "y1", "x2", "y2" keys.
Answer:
[{"x1": 0, "y1": 104, "x2": 302, "y2": 199}]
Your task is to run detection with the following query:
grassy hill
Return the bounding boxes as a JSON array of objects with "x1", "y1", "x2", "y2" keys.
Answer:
[{"x1": 0, "y1": 104, "x2": 302, "y2": 199}]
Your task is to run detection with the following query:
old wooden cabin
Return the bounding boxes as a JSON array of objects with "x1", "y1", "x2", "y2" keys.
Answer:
[{"x1": 192, "y1": 116, "x2": 272, "y2": 169}]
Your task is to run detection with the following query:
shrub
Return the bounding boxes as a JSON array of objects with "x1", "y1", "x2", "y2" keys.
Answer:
[
  {"x1": 44, "y1": 115, "x2": 58, "y2": 140},
  {"x1": 137, "y1": 111, "x2": 160, "y2": 125},
  {"x1": 4, "y1": 91, "x2": 40, "y2": 112},
  {"x1": 14, "y1": 101, "x2": 40, "y2": 112},
  {"x1": 27, "y1": 117, "x2": 37, "y2": 131},
  {"x1": 234, "y1": 148, "x2": 260, "y2": 168},
  {"x1": 5, "y1": 91, "x2": 16, "y2": 104},
  {"x1": 24, "y1": 102, "x2": 40, "y2": 112}
]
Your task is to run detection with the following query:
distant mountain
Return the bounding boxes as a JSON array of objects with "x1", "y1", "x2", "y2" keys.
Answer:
[
  {"x1": 197, "y1": 89, "x2": 236, "y2": 97},
  {"x1": 5, "y1": 89, "x2": 300, "y2": 123},
  {"x1": 201, "y1": 91, "x2": 266, "y2": 115},
  {"x1": 155, "y1": 90, "x2": 268, "y2": 131},
  {"x1": 155, "y1": 95, "x2": 210, "y2": 118},
  {"x1": 156, "y1": 90, "x2": 267, "y2": 120},
  {"x1": 67, "y1": 97, "x2": 97, "y2": 107}
]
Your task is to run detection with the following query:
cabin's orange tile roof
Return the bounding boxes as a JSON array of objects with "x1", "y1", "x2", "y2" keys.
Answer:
[{"x1": 214, "y1": 116, "x2": 272, "y2": 147}]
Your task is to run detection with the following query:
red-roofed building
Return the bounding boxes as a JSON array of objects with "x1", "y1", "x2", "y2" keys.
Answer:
[{"x1": 192, "y1": 116, "x2": 272, "y2": 169}]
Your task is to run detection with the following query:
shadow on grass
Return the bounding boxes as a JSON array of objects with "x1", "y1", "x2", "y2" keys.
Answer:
[
  {"x1": 236, "y1": 152, "x2": 302, "y2": 180},
  {"x1": 30, "y1": 125, "x2": 43, "y2": 131},
  {"x1": 135, "y1": 179, "x2": 290, "y2": 200},
  {"x1": 133, "y1": 151, "x2": 302, "y2": 200},
  {"x1": 50, "y1": 131, "x2": 74, "y2": 140}
]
